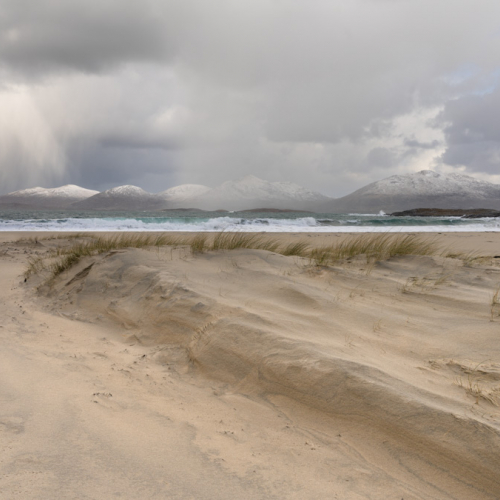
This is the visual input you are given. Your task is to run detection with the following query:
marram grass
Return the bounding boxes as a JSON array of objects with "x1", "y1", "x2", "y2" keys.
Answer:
[
  {"x1": 310, "y1": 233, "x2": 437, "y2": 266},
  {"x1": 211, "y1": 232, "x2": 281, "y2": 252},
  {"x1": 25, "y1": 232, "x2": 440, "y2": 282}
]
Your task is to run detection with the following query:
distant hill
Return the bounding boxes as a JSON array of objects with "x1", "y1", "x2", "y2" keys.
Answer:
[
  {"x1": 176, "y1": 175, "x2": 331, "y2": 211},
  {"x1": 72, "y1": 185, "x2": 166, "y2": 211},
  {"x1": 321, "y1": 170, "x2": 500, "y2": 213},
  {"x1": 0, "y1": 185, "x2": 99, "y2": 208},
  {"x1": 1, "y1": 177, "x2": 331, "y2": 212},
  {"x1": 159, "y1": 184, "x2": 211, "y2": 206},
  {"x1": 2, "y1": 170, "x2": 499, "y2": 213}
]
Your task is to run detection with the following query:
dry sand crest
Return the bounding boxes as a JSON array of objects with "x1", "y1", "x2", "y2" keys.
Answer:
[{"x1": 1, "y1": 231, "x2": 500, "y2": 499}]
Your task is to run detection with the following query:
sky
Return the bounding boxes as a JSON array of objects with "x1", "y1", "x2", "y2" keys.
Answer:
[{"x1": 1, "y1": 0, "x2": 500, "y2": 197}]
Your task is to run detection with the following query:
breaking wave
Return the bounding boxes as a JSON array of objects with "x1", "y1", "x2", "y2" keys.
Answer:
[{"x1": 1, "y1": 210, "x2": 499, "y2": 232}]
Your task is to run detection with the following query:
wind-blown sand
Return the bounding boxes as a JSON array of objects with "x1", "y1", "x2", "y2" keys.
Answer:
[{"x1": 1, "y1": 231, "x2": 499, "y2": 499}]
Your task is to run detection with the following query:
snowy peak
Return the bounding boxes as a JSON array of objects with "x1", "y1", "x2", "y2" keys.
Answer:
[
  {"x1": 99, "y1": 185, "x2": 150, "y2": 198},
  {"x1": 7, "y1": 187, "x2": 46, "y2": 197},
  {"x1": 72, "y1": 185, "x2": 165, "y2": 210},
  {"x1": 48, "y1": 184, "x2": 99, "y2": 198},
  {"x1": 181, "y1": 175, "x2": 330, "y2": 210},
  {"x1": 230, "y1": 175, "x2": 269, "y2": 188},
  {"x1": 324, "y1": 170, "x2": 500, "y2": 213},
  {"x1": 160, "y1": 184, "x2": 211, "y2": 201},
  {"x1": 360, "y1": 170, "x2": 498, "y2": 197},
  {"x1": 7, "y1": 184, "x2": 99, "y2": 199},
  {"x1": 210, "y1": 176, "x2": 327, "y2": 201},
  {"x1": 0, "y1": 184, "x2": 100, "y2": 208}
]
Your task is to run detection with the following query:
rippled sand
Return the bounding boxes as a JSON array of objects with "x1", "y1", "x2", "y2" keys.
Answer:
[{"x1": 1, "y1": 231, "x2": 499, "y2": 499}]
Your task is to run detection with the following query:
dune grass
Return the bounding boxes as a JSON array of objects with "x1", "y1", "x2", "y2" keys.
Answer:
[
  {"x1": 25, "y1": 231, "x2": 440, "y2": 282},
  {"x1": 281, "y1": 241, "x2": 311, "y2": 256},
  {"x1": 25, "y1": 233, "x2": 180, "y2": 280},
  {"x1": 189, "y1": 234, "x2": 209, "y2": 253},
  {"x1": 25, "y1": 255, "x2": 48, "y2": 278},
  {"x1": 211, "y1": 232, "x2": 281, "y2": 252},
  {"x1": 443, "y1": 250, "x2": 482, "y2": 265},
  {"x1": 310, "y1": 233, "x2": 437, "y2": 266}
]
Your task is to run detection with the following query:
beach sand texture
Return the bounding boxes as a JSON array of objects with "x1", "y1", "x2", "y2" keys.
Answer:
[{"x1": 1, "y1": 231, "x2": 500, "y2": 499}]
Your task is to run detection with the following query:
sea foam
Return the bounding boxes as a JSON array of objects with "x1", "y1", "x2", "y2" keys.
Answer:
[{"x1": 0, "y1": 214, "x2": 499, "y2": 232}]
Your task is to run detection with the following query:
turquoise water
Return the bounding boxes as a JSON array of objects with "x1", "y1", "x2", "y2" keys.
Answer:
[{"x1": 0, "y1": 208, "x2": 499, "y2": 232}]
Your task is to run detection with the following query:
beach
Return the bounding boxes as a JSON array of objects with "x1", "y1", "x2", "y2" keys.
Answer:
[{"x1": 1, "y1": 231, "x2": 499, "y2": 499}]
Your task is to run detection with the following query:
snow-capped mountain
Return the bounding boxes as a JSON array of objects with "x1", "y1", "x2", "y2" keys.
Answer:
[
  {"x1": 3, "y1": 170, "x2": 499, "y2": 213},
  {"x1": 0, "y1": 184, "x2": 99, "y2": 208},
  {"x1": 356, "y1": 170, "x2": 499, "y2": 197},
  {"x1": 323, "y1": 170, "x2": 500, "y2": 213},
  {"x1": 159, "y1": 184, "x2": 211, "y2": 205},
  {"x1": 7, "y1": 185, "x2": 99, "y2": 199},
  {"x1": 73, "y1": 185, "x2": 165, "y2": 210},
  {"x1": 180, "y1": 175, "x2": 331, "y2": 211}
]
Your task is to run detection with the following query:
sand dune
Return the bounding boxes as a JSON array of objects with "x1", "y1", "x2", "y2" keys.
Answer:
[{"x1": 1, "y1": 232, "x2": 500, "y2": 498}]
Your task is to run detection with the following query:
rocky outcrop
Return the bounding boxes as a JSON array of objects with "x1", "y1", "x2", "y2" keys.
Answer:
[{"x1": 391, "y1": 208, "x2": 500, "y2": 218}]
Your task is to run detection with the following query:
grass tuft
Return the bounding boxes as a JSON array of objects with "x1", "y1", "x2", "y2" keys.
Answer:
[
  {"x1": 281, "y1": 241, "x2": 311, "y2": 257},
  {"x1": 190, "y1": 234, "x2": 208, "y2": 253},
  {"x1": 444, "y1": 250, "x2": 481, "y2": 265},
  {"x1": 24, "y1": 255, "x2": 47, "y2": 278},
  {"x1": 309, "y1": 234, "x2": 437, "y2": 267},
  {"x1": 456, "y1": 373, "x2": 498, "y2": 406},
  {"x1": 52, "y1": 252, "x2": 82, "y2": 277},
  {"x1": 25, "y1": 232, "x2": 443, "y2": 283},
  {"x1": 211, "y1": 232, "x2": 280, "y2": 252},
  {"x1": 45, "y1": 234, "x2": 180, "y2": 280}
]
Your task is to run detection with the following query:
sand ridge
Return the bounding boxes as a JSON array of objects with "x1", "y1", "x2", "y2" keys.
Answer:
[{"x1": 1, "y1": 232, "x2": 500, "y2": 498}]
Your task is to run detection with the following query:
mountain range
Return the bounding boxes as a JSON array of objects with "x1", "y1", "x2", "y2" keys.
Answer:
[{"x1": 1, "y1": 170, "x2": 499, "y2": 213}]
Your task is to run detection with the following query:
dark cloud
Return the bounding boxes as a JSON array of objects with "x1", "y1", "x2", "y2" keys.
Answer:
[
  {"x1": 0, "y1": 0, "x2": 172, "y2": 78},
  {"x1": 439, "y1": 88, "x2": 500, "y2": 174},
  {"x1": 65, "y1": 140, "x2": 177, "y2": 192},
  {"x1": 1, "y1": 0, "x2": 500, "y2": 195},
  {"x1": 441, "y1": 142, "x2": 500, "y2": 174},
  {"x1": 404, "y1": 138, "x2": 441, "y2": 150}
]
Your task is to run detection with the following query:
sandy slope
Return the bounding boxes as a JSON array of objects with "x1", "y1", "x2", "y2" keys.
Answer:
[{"x1": 1, "y1": 232, "x2": 500, "y2": 499}]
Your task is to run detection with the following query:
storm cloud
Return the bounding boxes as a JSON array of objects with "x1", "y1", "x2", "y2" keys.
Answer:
[
  {"x1": 1, "y1": 0, "x2": 500, "y2": 195},
  {"x1": 439, "y1": 87, "x2": 500, "y2": 176}
]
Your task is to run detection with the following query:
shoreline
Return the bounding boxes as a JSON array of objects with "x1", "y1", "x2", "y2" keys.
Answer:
[{"x1": 2, "y1": 209, "x2": 500, "y2": 234}]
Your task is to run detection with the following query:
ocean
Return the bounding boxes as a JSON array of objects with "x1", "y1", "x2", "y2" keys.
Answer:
[{"x1": 1, "y1": 208, "x2": 499, "y2": 232}]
